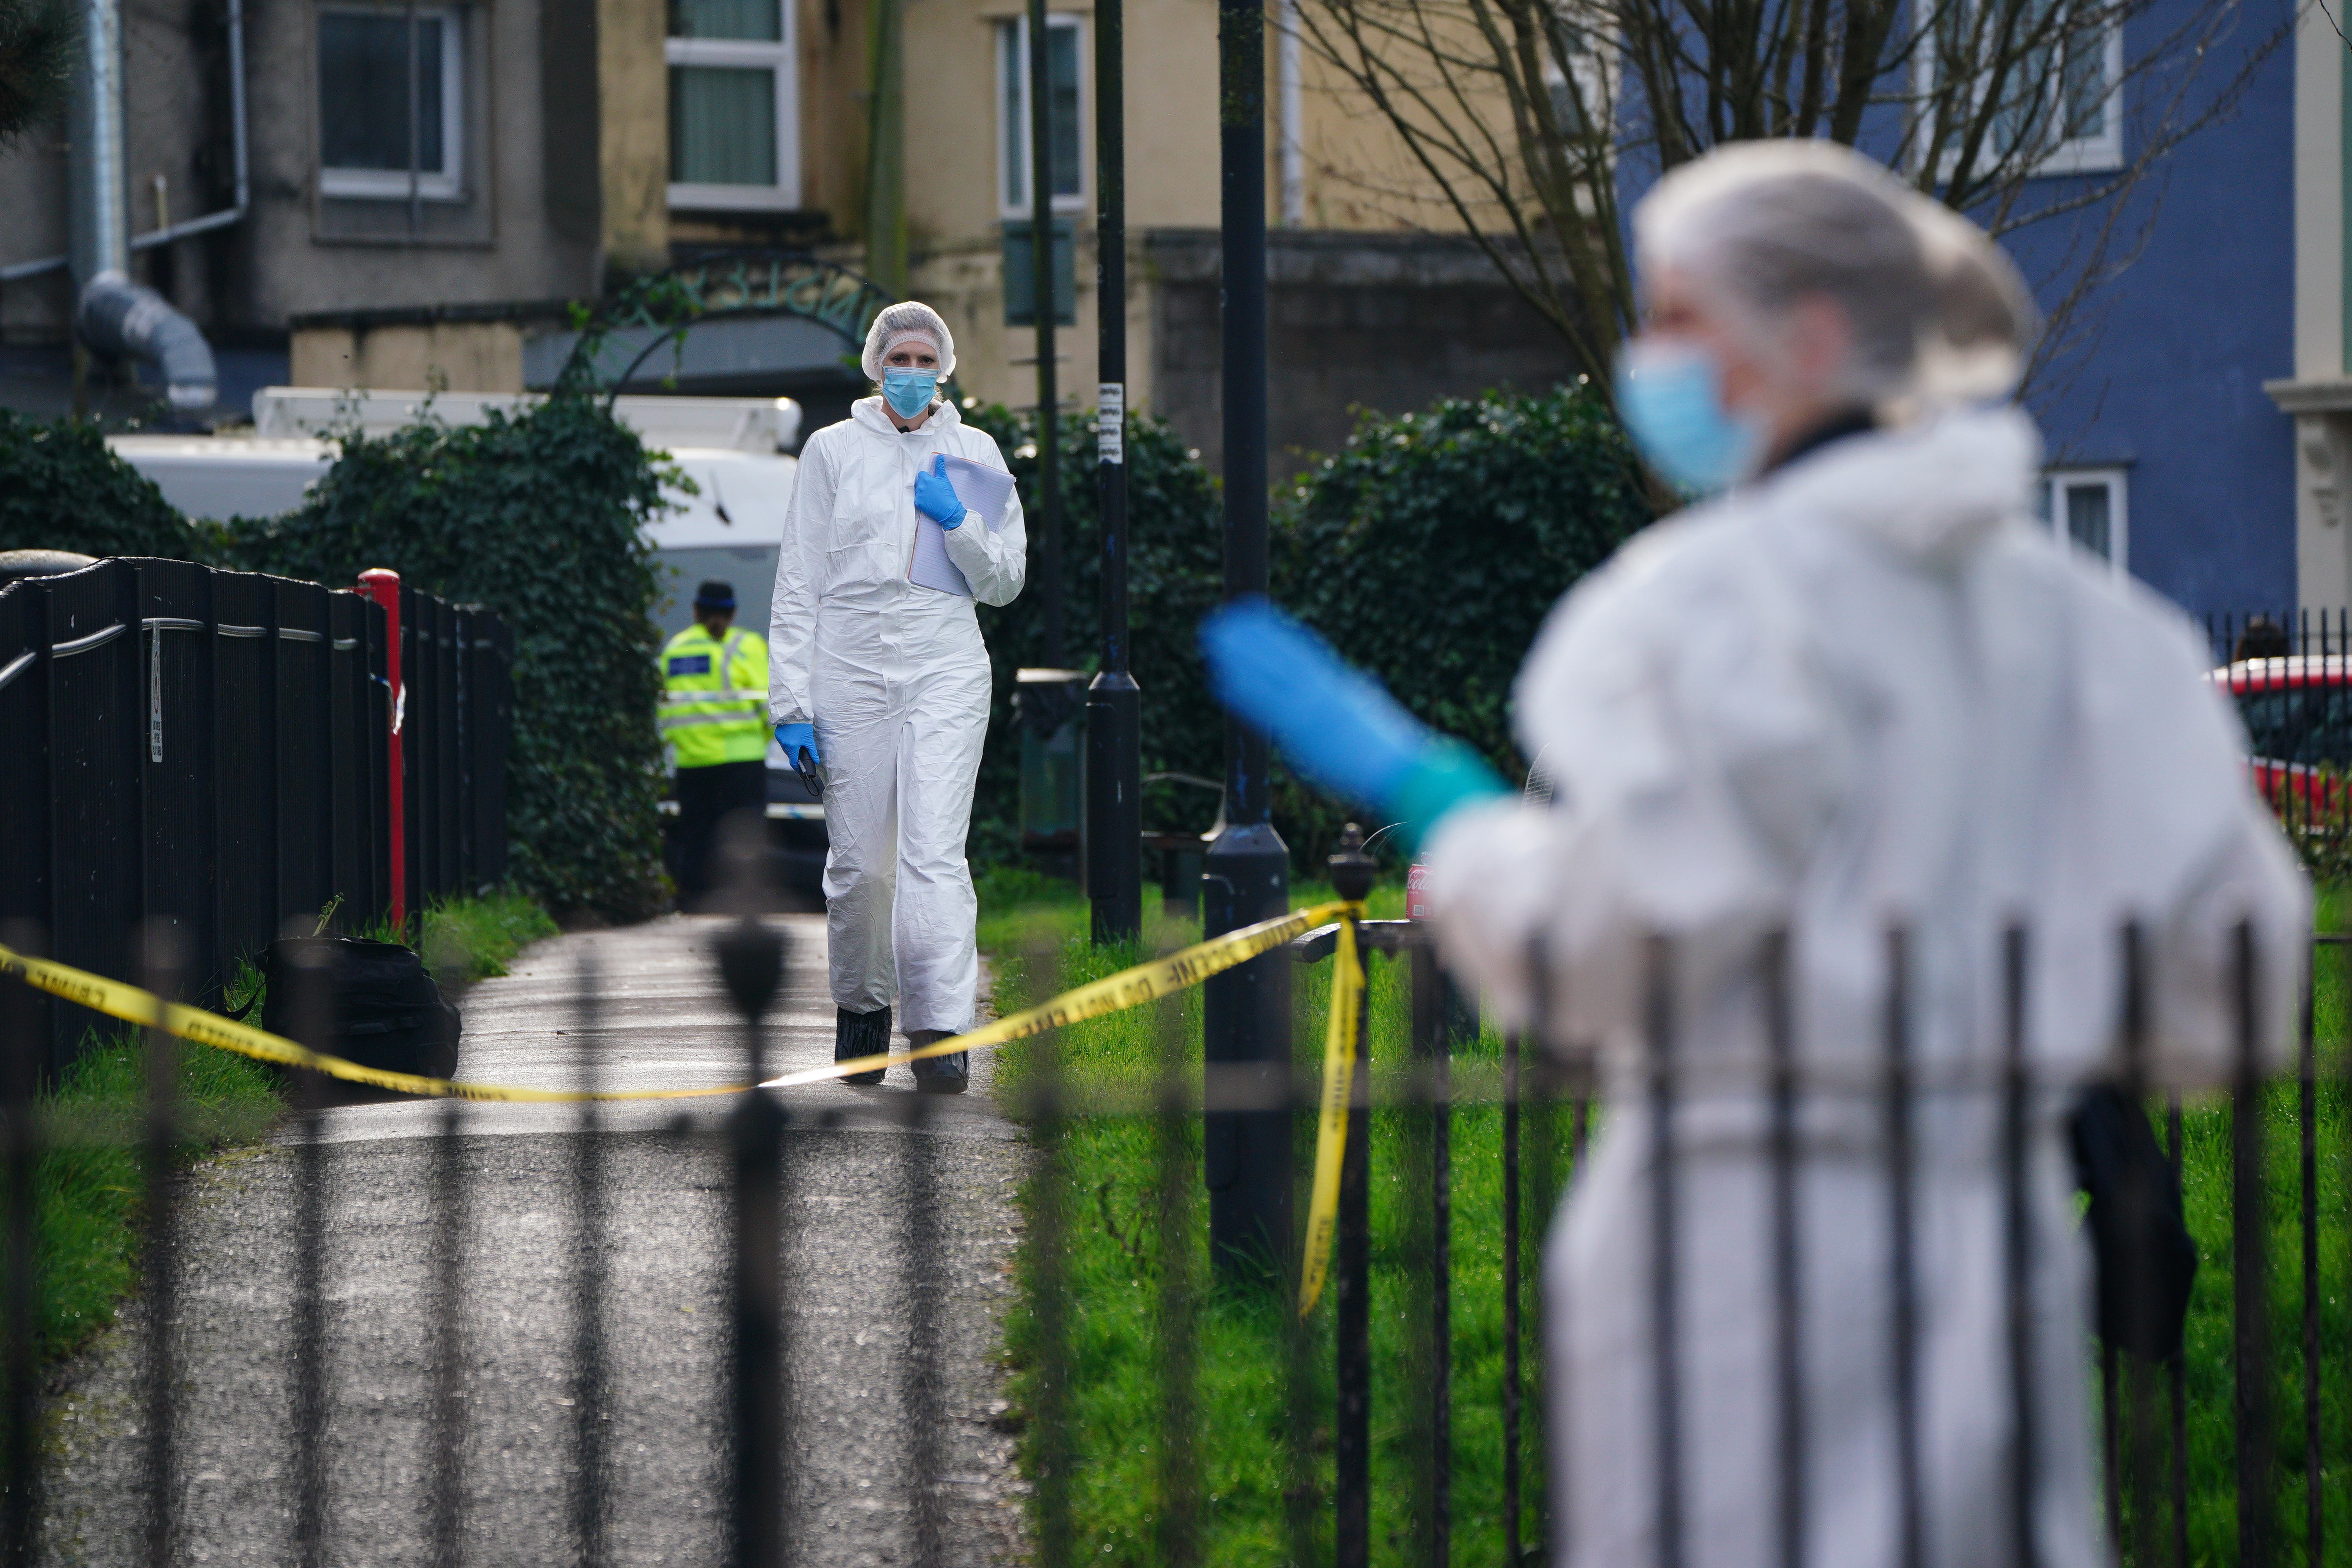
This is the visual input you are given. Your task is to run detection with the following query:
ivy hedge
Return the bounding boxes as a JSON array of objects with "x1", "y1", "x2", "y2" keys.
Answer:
[
  {"x1": 1268, "y1": 383, "x2": 1653, "y2": 861},
  {"x1": 229, "y1": 395, "x2": 675, "y2": 922},
  {"x1": 963, "y1": 382, "x2": 1653, "y2": 868},
  {"x1": 0, "y1": 411, "x2": 220, "y2": 559},
  {"x1": 960, "y1": 401, "x2": 1230, "y2": 864}
]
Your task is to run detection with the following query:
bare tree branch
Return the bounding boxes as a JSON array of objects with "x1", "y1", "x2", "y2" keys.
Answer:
[{"x1": 1286, "y1": 0, "x2": 2294, "y2": 405}]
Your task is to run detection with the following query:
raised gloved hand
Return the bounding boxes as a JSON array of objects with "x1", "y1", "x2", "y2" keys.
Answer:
[
  {"x1": 1199, "y1": 597, "x2": 1506, "y2": 843},
  {"x1": 774, "y1": 723, "x2": 820, "y2": 766},
  {"x1": 913, "y1": 455, "x2": 967, "y2": 529}
]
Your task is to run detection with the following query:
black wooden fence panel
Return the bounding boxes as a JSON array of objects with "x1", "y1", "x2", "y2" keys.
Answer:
[
  {"x1": 212, "y1": 567, "x2": 278, "y2": 982},
  {"x1": 326, "y1": 591, "x2": 376, "y2": 926},
  {"x1": 434, "y1": 599, "x2": 463, "y2": 903},
  {"x1": 138, "y1": 558, "x2": 218, "y2": 1013},
  {"x1": 463, "y1": 610, "x2": 513, "y2": 891},
  {"x1": 45, "y1": 562, "x2": 143, "y2": 1077},
  {"x1": 0, "y1": 559, "x2": 510, "y2": 1075},
  {"x1": 276, "y1": 579, "x2": 336, "y2": 931}
]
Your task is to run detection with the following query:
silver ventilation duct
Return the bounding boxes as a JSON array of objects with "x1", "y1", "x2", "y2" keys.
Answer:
[
  {"x1": 77, "y1": 274, "x2": 219, "y2": 411},
  {"x1": 66, "y1": 0, "x2": 220, "y2": 414}
]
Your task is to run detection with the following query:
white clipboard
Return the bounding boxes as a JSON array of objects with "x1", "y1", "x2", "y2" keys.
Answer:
[{"x1": 910, "y1": 457, "x2": 1017, "y2": 597}]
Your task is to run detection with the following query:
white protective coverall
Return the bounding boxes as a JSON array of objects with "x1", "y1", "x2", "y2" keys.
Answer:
[
  {"x1": 1424, "y1": 405, "x2": 2307, "y2": 1568},
  {"x1": 769, "y1": 397, "x2": 1027, "y2": 1031}
]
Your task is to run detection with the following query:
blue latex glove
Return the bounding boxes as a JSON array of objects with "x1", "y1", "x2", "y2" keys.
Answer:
[
  {"x1": 913, "y1": 455, "x2": 966, "y2": 528},
  {"x1": 774, "y1": 723, "x2": 820, "y2": 766},
  {"x1": 1199, "y1": 597, "x2": 1506, "y2": 839}
]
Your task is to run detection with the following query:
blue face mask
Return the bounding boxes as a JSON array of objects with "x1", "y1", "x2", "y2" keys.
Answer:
[
  {"x1": 1612, "y1": 339, "x2": 1768, "y2": 497},
  {"x1": 882, "y1": 368, "x2": 939, "y2": 419}
]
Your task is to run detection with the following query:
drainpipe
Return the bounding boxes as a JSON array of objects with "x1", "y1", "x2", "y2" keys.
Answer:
[
  {"x1": 138, "y1": 0, "x2": 249, "y2": 248},
  {"x1": 3, "y1": 0, "x2": 248, "y2": 383},
  {"x1": 66, "y1": 0, "x2": 129, "y2": 289},
  {"x1": 1278, "y1": 0, "x2": 1304, "y2": 227},
  {"x1": 62, "y1": 0, "x2": 219, "y2": 412}
]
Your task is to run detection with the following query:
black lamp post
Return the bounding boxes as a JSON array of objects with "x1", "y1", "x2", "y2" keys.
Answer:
[
  {"x1": 1085, "y1": 0, "x2": 1142, "y2": 945},
  {"x1": 1201, "y1": 0, "x2": 1290, "y2": 1282},
  {"x1": 1027, "y1": 0, "x2": 1063, "y2": 665}
]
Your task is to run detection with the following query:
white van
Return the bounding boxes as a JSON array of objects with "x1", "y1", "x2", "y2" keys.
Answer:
[
  {"x1": 108, "y1": 390, "x2": 819, "y2": 855},
  {"x1": 110, "y1": 384, "x2": 800, "y2": 647}
]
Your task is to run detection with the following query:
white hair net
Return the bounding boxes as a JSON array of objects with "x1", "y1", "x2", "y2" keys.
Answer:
[
  {"x1": 860, "y1": 301, "x2": 958, "y2": 384},
  {"x1": 1632, "y1": 141, "x2": 2036, "y2": 412}
]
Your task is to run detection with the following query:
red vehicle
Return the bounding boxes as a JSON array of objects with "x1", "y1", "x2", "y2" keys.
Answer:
[{"x1": 2208, "y1": 657, "x2": 2352, "y2": 823}]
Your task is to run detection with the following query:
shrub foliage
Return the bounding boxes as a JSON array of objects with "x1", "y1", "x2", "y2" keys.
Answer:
[
  {"x1": 961, "y1": 403, "x2": 1230, "y2": 859},
  {"x1": 0, "y1": 410, "x2": 219, "y2": 560},
  {"x1": 966, "y1": 383, "x2": 1651, "y2": 867},
  {"x1": 1269, "y1": 383, "x2": 1652, "y2": 859},
  {"x1": 227, "y1": 394, "x2": 673, "y2": 921}
]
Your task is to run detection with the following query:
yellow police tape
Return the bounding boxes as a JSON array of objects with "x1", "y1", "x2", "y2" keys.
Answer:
[
  {"x1": 763, "y1": 901, "x2": 1356, "y2": 1089},
  {"x1": 0, "y1": 900, "x2": 1356, "y2": 1103},
  {"x1": 0, "y1": 897, "x2": 1370, "y2": 1315},
  {"x1": 0, "y1": 942, "x2": 740, "y2": 1103},
  {"x1": 1296, "y1": 914, "x2": 1362, "y2": 1317}
]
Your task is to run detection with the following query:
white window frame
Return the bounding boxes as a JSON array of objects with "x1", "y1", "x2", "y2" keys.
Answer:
[
  {"x1": 1913, "y1": 4, "x2": 2123, "y2": 180},
  {"x1": 2041, "y1": 466, "x2": 2130, "y2": 571},
  {"x1": 666, "y1": 0, "x2": 800, "y2": 212},
  {"x1": 1539, "y1": 27, "x2": 1610, "y2": 143},
  {"x1": 317, "y1": 5, "x2": 465, "y2": 201},
  {"x1": 996, "y1": 13, "x2": 1088, "y2": 221}
]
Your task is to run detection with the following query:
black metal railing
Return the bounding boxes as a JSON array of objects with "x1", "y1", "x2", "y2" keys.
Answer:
[
  {"x1": 2209, "y1": 608, "x2": 2352, "y2": 862},
  {"x1": 0, "y1": 891, "x2": 2339, "y2": 1566},
  {"x1": 0, "y1": 558, "x2": 510, "y2": 1072}
]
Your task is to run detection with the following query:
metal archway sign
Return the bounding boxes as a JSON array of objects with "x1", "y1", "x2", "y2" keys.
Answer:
[{"x1": 558, "y1": 250, "x2": 900, "y2": 396}]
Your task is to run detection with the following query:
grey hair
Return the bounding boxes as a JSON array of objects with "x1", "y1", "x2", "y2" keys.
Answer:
[{"x1": 1633, "y1": 141, "x2": 2036, "y2": 410}]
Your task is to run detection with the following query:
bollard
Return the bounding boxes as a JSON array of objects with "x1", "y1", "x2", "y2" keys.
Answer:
[
  {"x1": 355, "y1": 569, "x2": 405, "y2": 934},
  {"x1": 1204, "y1": 0, "x2": 1286, "y2": 1283}
]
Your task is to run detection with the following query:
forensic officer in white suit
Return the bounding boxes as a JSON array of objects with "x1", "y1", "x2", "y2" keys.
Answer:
[
  {"x1": 1201, "y1": 142, "x2": 2308, "y2": 1568},
  {"x1": 769, "y1": 302, "x2": 1027, "y2": 1093}
]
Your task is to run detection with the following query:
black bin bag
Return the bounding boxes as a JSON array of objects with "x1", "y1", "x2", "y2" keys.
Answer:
[
  {"x1": 259, "y1": 937, "x2": 462, "y2": 1082},
  {"x1": 2069, "y1": 1082, "x2": 2198, "y2": 1361}
]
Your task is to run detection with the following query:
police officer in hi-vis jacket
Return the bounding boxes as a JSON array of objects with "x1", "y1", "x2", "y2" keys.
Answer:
[{"x1": 661, "y1": 580, "x2": 769, "y2": 906}]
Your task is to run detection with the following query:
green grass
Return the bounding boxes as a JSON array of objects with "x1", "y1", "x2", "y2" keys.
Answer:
[
  {"x1": 983, "y1": 878, "x2": 2352, "y2": 1567},
  {"x1": 985, "y1": 875, "x2": 1568, "y2": 1564},
  {"x1": 2145, "y1": 884, "x2": 2351, "y2": 1566},
  {"x1": 10, "y1": 1030, "x2": 283, "y2": 1364},
  {"x1": 416, "y1": 888, "x2": 561, "y2": 991},
  {"x1": 7, "y1": 888, "x2": 557, "y2": 1369}
]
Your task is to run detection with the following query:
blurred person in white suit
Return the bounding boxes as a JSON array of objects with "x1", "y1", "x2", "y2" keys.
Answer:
[{"x1": 1201, "y1": 141, "x2": 2307, "y2": 1568}]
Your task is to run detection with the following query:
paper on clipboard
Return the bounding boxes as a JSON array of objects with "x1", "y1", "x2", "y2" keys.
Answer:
[{"x1": 909, "y1": 456, "x2": 1018, "y2": 596}]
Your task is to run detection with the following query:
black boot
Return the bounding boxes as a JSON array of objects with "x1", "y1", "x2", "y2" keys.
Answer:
[
  {"x1": 835, "y1": 1006, "x2": 890, "y2": 1086},
  {"x1": 909, "y1": 1029, "x2": 968, "y2": 1095}
]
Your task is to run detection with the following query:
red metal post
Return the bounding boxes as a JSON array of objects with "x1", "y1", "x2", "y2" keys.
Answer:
[{"x1": 357, "y1": 568, "x2": 405, "y2": 934}]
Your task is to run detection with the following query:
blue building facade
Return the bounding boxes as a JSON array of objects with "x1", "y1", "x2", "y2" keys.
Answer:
[
  {"x1": 2004, "y1": 0, "x2": 2301, "y2": 622},
  {"x1": 1606, "y1": 0, "x2": 2306, "y2": 623}
]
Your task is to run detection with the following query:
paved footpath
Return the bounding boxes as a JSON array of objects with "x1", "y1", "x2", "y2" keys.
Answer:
[{"x1": 37, "y1": 915, "x2": 1030, "y2": 1566}]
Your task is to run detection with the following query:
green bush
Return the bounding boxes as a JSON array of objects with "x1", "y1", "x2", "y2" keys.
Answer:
[
  {"x1": 959, "y1": 403, "x2": 1231, "y2": 850},
  {"x1": 965, "y1": 385, "x2": 1651, "y2": 872},
  {"x1": 226, "y1": 393, "x2": 674, "y2": 922},
  {"x1": 0, "y1": 410, "x2": 222, "y2": 560},
  {"x1": 1269, "y1": 383, "x2": 1652, "y2": 863}
]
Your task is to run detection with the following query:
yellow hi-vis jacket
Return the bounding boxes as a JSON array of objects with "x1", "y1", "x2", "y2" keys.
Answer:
[{"x1": 660, "y1": 623, "x2": 770, "y2": 768}]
